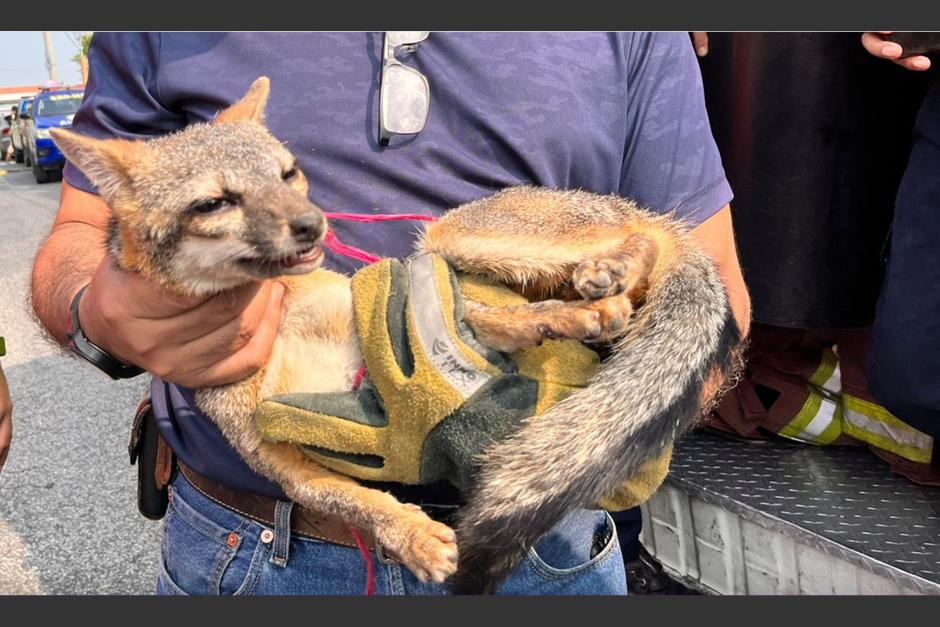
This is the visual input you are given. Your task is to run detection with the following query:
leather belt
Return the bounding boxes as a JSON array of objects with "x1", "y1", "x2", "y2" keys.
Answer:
[{"x1": 176, "y1": 461, "x2": 379, "y2": 552}]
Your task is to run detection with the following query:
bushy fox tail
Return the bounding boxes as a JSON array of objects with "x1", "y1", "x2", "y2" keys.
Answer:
[{"x1": 451, "y1": 244, "x2": 741, "y2": 594}]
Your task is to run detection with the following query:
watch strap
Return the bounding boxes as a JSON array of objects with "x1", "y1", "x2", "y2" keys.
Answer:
[{"x1": 68, "y1": 285, "x2": 145, "y2": 380}]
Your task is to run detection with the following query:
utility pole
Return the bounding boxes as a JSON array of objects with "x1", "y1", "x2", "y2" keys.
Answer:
[{"x1": 42, "y1": 31, "x2": 59, "y2": 84}]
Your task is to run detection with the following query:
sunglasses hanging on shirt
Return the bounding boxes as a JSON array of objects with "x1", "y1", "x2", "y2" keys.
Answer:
[{"x1": 378, "y1": 31, "x2": 430, "y2": 146}]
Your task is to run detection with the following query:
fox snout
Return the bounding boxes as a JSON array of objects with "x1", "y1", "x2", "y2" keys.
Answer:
[
  {"x1": 243, "y1": 185, "x2": 326, "y2": 248},
  {"x1": 289, "y1": 212, "x2": 323, "y2": 244}
]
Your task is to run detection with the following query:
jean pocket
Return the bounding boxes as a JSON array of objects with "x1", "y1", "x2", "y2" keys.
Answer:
[
  {"x1": 156, "y1": 557, "x2": 189, "y2": 596},
  {"x1": 160, "y1": 484, "x2": 270, "y2": 596},
  {"x1": 526, "y1": 510, "x2": 620, "y2": 579}
]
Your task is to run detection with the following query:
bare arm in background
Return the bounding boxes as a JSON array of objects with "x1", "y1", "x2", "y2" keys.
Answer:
[{"x1": 0, "y1": 363, "x2": 11, "y2": 471}]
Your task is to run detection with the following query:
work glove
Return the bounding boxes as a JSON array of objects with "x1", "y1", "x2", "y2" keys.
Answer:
[{"x1": 254, "y1": 253, "x2": 670, "y2": 508}]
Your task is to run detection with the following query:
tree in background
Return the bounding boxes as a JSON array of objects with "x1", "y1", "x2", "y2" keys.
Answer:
[{"x1": 69, "y1": 33, "x2": 93, "y2": 84}]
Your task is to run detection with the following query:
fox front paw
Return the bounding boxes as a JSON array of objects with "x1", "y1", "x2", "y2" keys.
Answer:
[
  {"x1": 380, "y1": 507, "x2": 459, "y2": 584},
  {"x1": 535, "y1": 305, "x2": 602, "y2": 342}
]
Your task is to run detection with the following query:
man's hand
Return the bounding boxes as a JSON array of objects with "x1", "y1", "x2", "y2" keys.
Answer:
[
  {"x1": 79, "y1": 258, "x2": 286, "y2": 389},
  {"x1": 0, "y1": 364, "x2": 12, "y2": 472},
  {"x1": 862, "y1": 32, "x2": 932, "y2": 71},
  {"x1": 32, "y1": 182, "x2": 286, "y2": 390}
]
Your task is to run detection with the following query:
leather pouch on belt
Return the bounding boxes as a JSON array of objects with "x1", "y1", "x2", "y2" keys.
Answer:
[
  {"x1": 255, "y1": 254, "x2": 672, "y2": 509},
  {"x1": 129, "y1": 397, "x2": 174, "y2": 520}
]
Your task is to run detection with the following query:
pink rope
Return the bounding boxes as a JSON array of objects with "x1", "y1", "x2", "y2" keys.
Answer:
[
  {"x1": 321, "y1": 211, "x2": 441, "y2": 595},
  {"x1": 349, "y1": 527, "x2": 376, "y2": 596},
  {"x1": 323, "y1": 230, "x2": 382, "y2": 264},
  {"x1": 326, "y1": 211, "x2": 439, "y2": 595},
  {"x1": 321, "y1": 211, "x2": 438, "y2": 265},
  {"x1": 324, "y1": 211, "x2": 432, "y2": 388},
  {"x1": 322, "y1": 211, "x2": 437, "y2": 224},
  {"x1": 352, "y1": 366, "x2": 367, "y2": 390}
]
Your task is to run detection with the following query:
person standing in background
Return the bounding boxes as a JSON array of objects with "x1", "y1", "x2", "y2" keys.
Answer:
[
  {"x1": 863, "y1": 32, "x2": 940, "y2": 481},
  {"x1": 695, "y1": 32, "x2": 939, "y2": 484}
]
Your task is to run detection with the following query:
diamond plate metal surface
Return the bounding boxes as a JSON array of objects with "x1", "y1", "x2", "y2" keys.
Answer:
[{"x1": 665, "y1": 431, "x2": 940, "y2": 588}]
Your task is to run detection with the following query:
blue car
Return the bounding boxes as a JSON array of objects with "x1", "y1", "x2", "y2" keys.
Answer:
[{"x1": 23, "y1": 88, "x2": 83, "y2": 183}]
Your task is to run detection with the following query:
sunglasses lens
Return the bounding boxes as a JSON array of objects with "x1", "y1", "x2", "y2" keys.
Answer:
[
  {"x1": 381, "y1": 64, "x2": 429, "y2": 134},
  {"x1": 385, "y1": 31, "x2": 429, "y2": 49}
]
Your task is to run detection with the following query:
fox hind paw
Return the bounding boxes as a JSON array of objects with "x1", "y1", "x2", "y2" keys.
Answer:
[
  {"x1": 573, "y1": 234, "x2": 659, "y2": 301},
  {"x1": 573, "y1": 259, "x2": 628, "y2": 299}
]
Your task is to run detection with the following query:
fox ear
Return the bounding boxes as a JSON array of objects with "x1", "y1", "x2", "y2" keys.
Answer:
[
  {"x1": 50, "y1": 128, "x2": 143, "y2": 200},
  {"x1": 214, "y1": 76, "x2": 270, "y2": 125}
]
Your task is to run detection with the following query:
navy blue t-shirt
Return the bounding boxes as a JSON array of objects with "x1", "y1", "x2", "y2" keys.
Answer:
[{"x1": 66, "y1": 32, "x2": 732, "y2": 497}]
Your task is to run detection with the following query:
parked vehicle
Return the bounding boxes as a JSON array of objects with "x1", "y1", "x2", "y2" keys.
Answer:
[
  {"x1": 22, "y1": 88, "x2": 83, "y2": 183},
  {"x1": 10, "y1": 97, "x2": 33, "y2": 164}
]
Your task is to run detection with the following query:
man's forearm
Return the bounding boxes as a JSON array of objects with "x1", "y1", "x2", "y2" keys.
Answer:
[
  {"x1": 690, "y1": 204, "x2": 751, "y2": 404},
  {"x1": 690, "y1": 205, "x2": 751, "y2": 339},
  {"x1": 31, "y1": 182, "x2": 110, "y2": 346}
]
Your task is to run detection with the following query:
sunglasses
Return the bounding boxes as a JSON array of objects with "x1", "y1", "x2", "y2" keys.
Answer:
[{"x1": 378, "y1": 31, "x2": 430, "y2": 146}]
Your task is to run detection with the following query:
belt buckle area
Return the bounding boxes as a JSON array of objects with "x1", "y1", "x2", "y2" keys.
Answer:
[
  {"x1": 421, "y1": 501, "x2": 460, "y2": 523},
  {"x1": 375, "y1": 541, "x2": 399, "y2": 565}
]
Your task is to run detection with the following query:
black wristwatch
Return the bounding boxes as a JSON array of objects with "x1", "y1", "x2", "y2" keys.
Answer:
[{"x1": 67, "y1": 285, "x2": 145, "y2": 380}]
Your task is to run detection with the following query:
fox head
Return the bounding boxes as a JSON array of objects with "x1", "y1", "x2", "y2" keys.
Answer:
[{"x1": 51, "y1": 77, "x2": 326, "y2": 297}]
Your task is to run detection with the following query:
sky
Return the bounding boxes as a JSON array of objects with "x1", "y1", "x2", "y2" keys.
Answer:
[{"x1": 0, "y1": 32, "x2": 87, "y2": 87}]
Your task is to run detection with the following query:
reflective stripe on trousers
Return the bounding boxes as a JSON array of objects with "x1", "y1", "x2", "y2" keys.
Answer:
[
  {"x1": 778, "y1": 348, "x2": 843, "y2": 445},
  {"x1": 778, "y1": 393, "x2": 843, "y2": 445},
  {"x1": 842, "y1": 395, "x2": 934, "y2": 464}
]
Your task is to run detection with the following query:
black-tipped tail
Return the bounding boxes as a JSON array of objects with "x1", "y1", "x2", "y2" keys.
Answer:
[{"x1": 451, "y1": 251, "x2": 741, "y2": 594}]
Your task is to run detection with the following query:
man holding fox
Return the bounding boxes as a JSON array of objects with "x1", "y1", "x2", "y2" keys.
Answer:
[{"x1": 31, "y1": 32, "x2": 750, "y2": 595}]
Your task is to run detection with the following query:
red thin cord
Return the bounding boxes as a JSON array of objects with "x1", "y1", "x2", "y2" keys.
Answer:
[
  {"x1": 349, "y1": 527, "x2": 376, "y2": 595},
  {"x1": 352, "y1": 366, "x2": 367, "y2": 390},
  {"x1": 324, "y1": 229, "x2": 382, "y2": 264},
  {"x1": 322, "y1": 211, "x2": 437, "y2": 223},
  {"x1": 324, "y1": 212, "x2": 439, "y2": 595},
  {"x1": 320, "y1": 211, "x2": 438, "y2": 265}
]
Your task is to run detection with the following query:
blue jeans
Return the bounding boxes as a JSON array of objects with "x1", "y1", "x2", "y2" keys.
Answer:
[{"x1": 156, "y1": 471, "x2": 626, "y2": 595}]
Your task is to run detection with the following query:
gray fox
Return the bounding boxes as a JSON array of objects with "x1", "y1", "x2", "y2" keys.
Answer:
[{"x1": 51, "y1": 77, "x2": 741, "y2": 593}]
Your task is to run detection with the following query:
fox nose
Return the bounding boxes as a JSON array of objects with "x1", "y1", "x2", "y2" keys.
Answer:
[{"x1": 289, "y1": 213, "x2": 323, "y2": 243}]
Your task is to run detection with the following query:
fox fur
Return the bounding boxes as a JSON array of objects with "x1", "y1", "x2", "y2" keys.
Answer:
[{"x1": 52, "y1": 77, "x2": 741, "y2": 594}]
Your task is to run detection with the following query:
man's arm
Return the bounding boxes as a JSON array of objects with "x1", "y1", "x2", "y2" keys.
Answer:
[
  {"x1": 31, "y1": 181, "x2": 111, "y2": 346},
  {"x1": 0, "y1": 362, "x2": 11, "y2": 472},
  {"x1": 690, "y1": 204, "x2": 751, "y2": 339},
  {"x1": 30, "y1": 181, "x2": 285, "y2": 388},
  {"x1": 688, "y1": 204, "x2": 751, "y2": 403}
]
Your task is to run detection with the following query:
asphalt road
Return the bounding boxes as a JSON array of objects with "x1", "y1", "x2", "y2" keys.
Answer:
[{"x1": 0, "y1": 160, "x2": 159, "y2": 594}]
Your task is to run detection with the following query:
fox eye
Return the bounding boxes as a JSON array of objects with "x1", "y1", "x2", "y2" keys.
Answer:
[
  {"x1": 189, "y1": 198, "x2": 227, "y2": 214},
  {"x1": 282, "y1": 166, "x2": 299, "y2": 181}
]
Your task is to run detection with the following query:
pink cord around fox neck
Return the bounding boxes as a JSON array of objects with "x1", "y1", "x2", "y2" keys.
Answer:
[{"x1": 321, "y1": 211, "x2": 437, "y2": 265}]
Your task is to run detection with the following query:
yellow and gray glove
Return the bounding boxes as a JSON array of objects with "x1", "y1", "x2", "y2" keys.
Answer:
[{"x1": 254, "y1": 253, "x2": 670, "y2": 508}]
